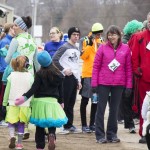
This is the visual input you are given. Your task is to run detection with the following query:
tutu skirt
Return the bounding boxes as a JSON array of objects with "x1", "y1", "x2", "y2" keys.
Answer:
[{"x1": 30, "y1": 97, "x2": 68, "y2": 128}]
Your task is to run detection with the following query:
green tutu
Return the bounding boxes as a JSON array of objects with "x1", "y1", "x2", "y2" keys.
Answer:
[
  {"x1": 30, "y1": 97, "x2": 68, "y2": 128},
  {"x1": 5, "y1": 106, "x2": 31, "y2": 124}
]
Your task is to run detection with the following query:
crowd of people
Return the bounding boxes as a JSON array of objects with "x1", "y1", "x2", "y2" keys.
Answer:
[{"x1": 0, "y1": 11, "x2": 150, "y2": 150}]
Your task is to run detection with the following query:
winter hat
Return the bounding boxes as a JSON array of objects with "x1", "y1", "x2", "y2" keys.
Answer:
[
  {"x1": 92, "y1": 23, "x2": 104, "y2": 34},
  {"x1": 123, "y1": 20, "x2": 143, "y2": 35},
  {"x1": 37, "y1": 51, "x2": 52, "y2": 67},
  {"x1": 68, "y1": 27, "x2": 80, "y2": 39},
  {"x1": 14, "y1": 17, "x2": 28, "y2": 31},
  {"x1": 63, "y1": 33, "x2": 69, "y2": 42}
]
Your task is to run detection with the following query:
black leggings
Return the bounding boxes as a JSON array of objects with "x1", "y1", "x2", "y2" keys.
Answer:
[
  {"x1": 146, "y1": 124, "x2": 150, "y2": 150},
  {"x1": 80, "y1": 96, "x2": 97, "y2": 127},
  {"x1": 35, "y1": 126, "x2": 56, "y2": 149}
]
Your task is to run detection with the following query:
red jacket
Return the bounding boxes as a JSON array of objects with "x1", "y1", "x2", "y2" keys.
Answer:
[{"x1": 129, "y1": 30, "x2": 150, "y2": 82}]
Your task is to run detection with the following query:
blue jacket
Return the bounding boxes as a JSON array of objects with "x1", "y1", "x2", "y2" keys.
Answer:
[
  {"x1": 0, "y1": 34, "x2": 13, "y2": 72},
  {"x1": 44, "y1": 41, "x2": 65, "y2": 58}
]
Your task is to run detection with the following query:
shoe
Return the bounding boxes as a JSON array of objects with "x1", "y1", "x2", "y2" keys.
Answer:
[
  {"x1": 69, "y1": 126, "x2": 82, "y2": 133},
  {"x1": 129, "y1": 127, "x2": 136, "y2": 134},
  {"x1": 0, "y1": 120, "x2": 8, "y2": 127},
  {"x1": 134, "y1": 118, "x2": 139, "y2": 125},
  {"x1": 15, "y1": 143, "x2": 23, "y2": 150},
  {"x1": 57, "y1": 127, "x2": 70, "y2": 135},
  {"x1": 118, "y1": 120, "x2": 124, "y2": 124},
  {"x1": 23, "y1": 132, "x2": 30, "y2": 140},
  {"x1": 139, "y1": 136, "x2": 146, "y2": 144},
  {"x1": 89, "y1": 125, "x2": 95, "y2": 132},
  {"x1": 48, "y1": 134, "x2": 55, "y2": 150},
  {"x1": 82, "y1": 126, "x2": 91, "y2": 133},
  {"x1": 97, "y1": 138, "x2": 107, "y2": 144},
  {"x1": 9, "y1": 137, "x2": 16, "y2": 149},
  {"x1": 107, "y1": 137, "x2": 120, "y2": 143}
]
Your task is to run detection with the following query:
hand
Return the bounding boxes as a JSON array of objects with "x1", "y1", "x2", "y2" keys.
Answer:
[
  {"x1": 124, "y1": 88, "x2": 132, "y2": 98},
  {"x1": 134, "y1": 67, "x2": 142, "y2": 77},
  {"x1": 92, "y1": 87, "x2": 98, "y2": 93},
  {"x1": 63, "y1": 69, "x2": 73, "y2": 76},
  {"x1": 60, "y1": 103, "x2": 64, "y2": 109},
  {"x1": 77, "y1": 82, "x2": 82, "y2": 90},
  {"x1": 87, "y1": 36, "x2": 94, "y2": 46},
  {"x1": 15, "y1": 96, "x2": 25, "y2": 105}
]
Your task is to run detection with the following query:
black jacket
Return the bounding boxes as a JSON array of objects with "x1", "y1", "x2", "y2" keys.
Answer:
[{"x1": 23, "y1": 72, "x2": 64, "y2": 104}]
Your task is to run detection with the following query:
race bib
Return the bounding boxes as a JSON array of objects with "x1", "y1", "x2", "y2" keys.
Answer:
[
  {"x1": 146, "y1": 42, "x2": 150, "y2": 50},
  {"x1": 108, "y1": 59, "x2": 120, "y2": 72}
]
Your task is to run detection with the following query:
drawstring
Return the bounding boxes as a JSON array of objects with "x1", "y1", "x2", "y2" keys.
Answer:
[{"x1": 132, "y1": 76, "x2": 139, "y2": 113}]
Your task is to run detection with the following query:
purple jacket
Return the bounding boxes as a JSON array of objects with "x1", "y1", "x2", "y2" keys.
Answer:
[{"x1": 91, "y1": 42, "x2": 132, "y2": 88}]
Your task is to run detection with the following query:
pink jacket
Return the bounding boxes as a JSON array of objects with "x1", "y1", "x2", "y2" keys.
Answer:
[{"x1": 91, "y1": 42, "x2": 132, "y2": 88}]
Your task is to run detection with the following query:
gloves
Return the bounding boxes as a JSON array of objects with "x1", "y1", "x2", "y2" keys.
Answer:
[
  {"x1": 92, "y1": 87, "x2": 98, "y2": 93},
  {"x1": 134, "y1": 67, "x2": 142, "y2": 77},
  {"x1": 124, "y1": 88, "x2": 132, "y2": 98},
  {"x1": 87, "y1": 36, "x2": 94, "y2": 46},
  {"x1": 15, "y1": 96, "x2": 26, "y2": 105}
]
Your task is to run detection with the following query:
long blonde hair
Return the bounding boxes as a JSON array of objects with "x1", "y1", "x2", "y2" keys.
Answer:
[{"x1": 1, "y1": 23, "x2": 14, "y2": 39}]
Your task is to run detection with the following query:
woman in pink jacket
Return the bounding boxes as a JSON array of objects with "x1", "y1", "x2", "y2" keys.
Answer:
[{"x1": 92, "y1": 25, "x2": 132, "y2": 143}]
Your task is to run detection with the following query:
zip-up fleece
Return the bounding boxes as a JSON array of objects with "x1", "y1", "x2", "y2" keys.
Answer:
[{"x1": 92, "y1": 42, "x2": 132, "y2": 88}]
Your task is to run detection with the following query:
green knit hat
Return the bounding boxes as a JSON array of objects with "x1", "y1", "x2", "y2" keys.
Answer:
[{"x1": 123, "y1": 20, "x2": 144, "y2": 35}]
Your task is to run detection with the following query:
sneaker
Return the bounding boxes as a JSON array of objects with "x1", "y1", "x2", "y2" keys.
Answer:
[
  {"x1": 89, "y1": 125, "x2": 95, "y2": 132},
  {"x1": 48, "y1": 134, "x2": 55, "y2": 150},
  {"x1": 69, "y1": 126, "x2": 82, "y2": 134},
  {"x1": 9, "y1": 137, "x2": 16, "y2": 149},
  {"x1": 118, "y1": 120, "x2": 124, "y2": 124},
  {"x1": 107, "y1": 137, "x2": 120, "y2": 143},
  {"x1": 97, "y1": 138, "x2": 107, "y2": 144},
  {"x1": 57, "y1": 127, "x2": 70, "y2": 135},
  {"x1": 134, "y1": 118, "x2": 139, "y2": 125},
  {"x1": 0, "y1": 120, "x2": 8, "y2": 127},
  {"x1": 23, "y1": 132, "x2": 30, "y2": 140},
  {"x1": 15, "y1": 143, "x2": 23, "y2": 150},
  {"x1": 82, "y1": 126, "x2": 91, "y2": 133},
  {"x1": 129, "y1": 127, "x2": 136, "y2": 134},
  {"x1": 139, "y1": 136, "x2": 146, "y2": 144}
]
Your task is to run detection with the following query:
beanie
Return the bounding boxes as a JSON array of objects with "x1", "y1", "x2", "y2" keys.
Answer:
[
  {"x1": 92, "y1": 23, "x2": 104, "y2": 34},
  {"x1": 63, "y1": 33, "x2": 69, "y2": 42},
  {"x1": 14, "y1": 17, "x2": 27, "y2": 31},
  {"x1": 37, "y1": 51, "x2": 52, "y2": 67},
  {"x1": 68, "y1": 27, "x2": 80, "y2": 39}
]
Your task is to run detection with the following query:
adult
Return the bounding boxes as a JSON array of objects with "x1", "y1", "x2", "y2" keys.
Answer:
[
  {"x1": 92, "y1": 25, "x2": 132, "y2": 143},
  {"x1": 5, "y1": 16, "x2": 40, "y2": 140},
  {"x1": 117, "y1": 20, "x2": 143, "y2": 133},
  {"x1": 53, "y1": 27, "x2": 82, "y2": 134},
  {"x1": 129, "y1": 12, "x2": 150, "y2": 143},
  {"x1": 79, "y1": 23, "x2": 104, "y2": 133},
  {"x1": 44, "y1": 27, "x2": 65, "y2": 58},
  {"x1": 0, "y1": 23, "x2": 15, "y2": 126},
  {"x1": 5, "y1": 16, "x2": 40, "y2": 75}
]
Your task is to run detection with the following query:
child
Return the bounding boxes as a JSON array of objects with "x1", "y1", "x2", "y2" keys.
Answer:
[
  {"x1": 2, "y1": 55, "x2": 33, "y2": 149},
  {"x1": 141, "y1": 91, "x2": 150, "y2": 150},
  {"x1": 15, "y1": 51, "x2": 68, "y2": 150}
]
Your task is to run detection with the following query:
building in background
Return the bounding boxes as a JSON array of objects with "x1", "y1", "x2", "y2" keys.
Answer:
[{"x1": 0, "y1": 3, "x2": 14, "y2": 24}]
